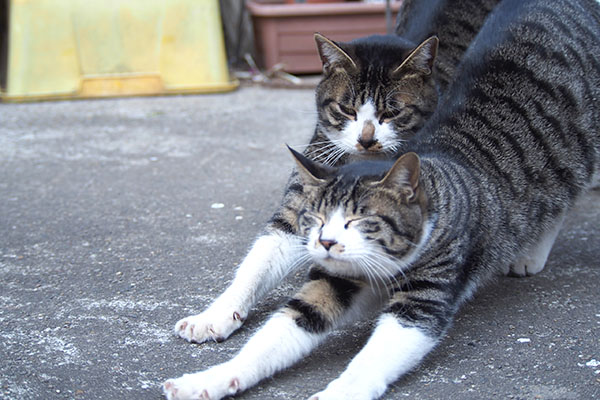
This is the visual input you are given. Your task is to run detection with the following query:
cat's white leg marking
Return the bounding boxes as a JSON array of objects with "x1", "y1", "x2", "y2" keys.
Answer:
[
  {"x1": 164, "y1": 312, "x2": 325, "y2": 400},
  {"x1": 309, "y1": 314, "x2": 436, "y2": 400},
  {"x1": 508, "y1": 216, "x2": 564, "y2": 277},
  {"x1": 174, "y1": 232, "x2": 303, "y2": 343}
]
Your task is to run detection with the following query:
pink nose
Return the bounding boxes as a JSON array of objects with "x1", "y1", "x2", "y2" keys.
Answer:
[{"x1": 319, "y1": 238, "x2": 337, "y2": 251}]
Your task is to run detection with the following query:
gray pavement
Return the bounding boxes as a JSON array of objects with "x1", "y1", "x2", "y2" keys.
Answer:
[{"x1": 0, "y1": 87, "x2": 599, "y2": 400}]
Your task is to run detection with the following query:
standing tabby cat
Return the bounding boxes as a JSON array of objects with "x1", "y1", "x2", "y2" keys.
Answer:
[
  {"x1": 173, "y1": 0, "x2": 501, "y2": 347},
  {"x1": 164, "y1": 0, "x2": 600, "y2": 398}
]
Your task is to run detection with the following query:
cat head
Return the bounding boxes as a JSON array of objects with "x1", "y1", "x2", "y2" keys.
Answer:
[
  {"x1": 289, "y1": 146, "x2": 429, "y2": 284},
  {"x1": 314, "y1": 33, "x2": 439, "y2": 161}
]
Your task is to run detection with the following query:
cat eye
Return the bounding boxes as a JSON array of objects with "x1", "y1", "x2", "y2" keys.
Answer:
[
  {"x1": 335, "y1": 103, "x2": 357, "y2": 120},
  {"x1": 302, "y1": 212, "x2": 324, "y2": 226},
  {"x1": 378, "y1": 111, "x2": 399, "y2": 124},
  {"x1": 344, "y1": 217, "x2": 364, "y2": 228}
]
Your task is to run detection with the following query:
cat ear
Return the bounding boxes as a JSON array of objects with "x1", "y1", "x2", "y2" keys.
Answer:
[
  {"x1": 375, "y1": 152, "x2": 421, "y2": 201},
  {"x1": 287, "y1": 145, "x2": 335, "y2": 184},
  {"x1": 314, "y1": 33, "x2": 357, "y2": 73},
  {"x1": 393, "y1": 36, "x2": 438, "y2": 76}
]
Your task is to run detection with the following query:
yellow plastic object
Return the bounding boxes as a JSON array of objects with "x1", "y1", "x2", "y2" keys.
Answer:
[{"x1": 2, "y1": 0, "x2": 237, "y2": 102}]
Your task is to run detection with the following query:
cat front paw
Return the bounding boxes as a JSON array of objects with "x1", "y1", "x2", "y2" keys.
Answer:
[
  {"x1": 308, "y1": 378, "x2": 384, "y2": 400},
  {"x1": 507, "y1": 255, "x2": 546, "y2": 277},
  {"x1": 174, "y1": 307, "x2": 245, "y2": 343},
  {"x1": 163, "y1": 368, "x2": 240, "y2": 400}
]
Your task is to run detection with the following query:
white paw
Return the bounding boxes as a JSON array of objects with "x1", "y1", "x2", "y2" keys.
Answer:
[
  {"x1": 508, "y1": 255, "x2": 546, "y2": 277},
  {"x1": 163, "y1": 368, "x2": 240, "y2": 400},
  {"x1": 174, "y1": 306, "x2": 245, "y2": 343},
  {"x1": 308, "y1": 380, "x2": 382, "y2": 400}
]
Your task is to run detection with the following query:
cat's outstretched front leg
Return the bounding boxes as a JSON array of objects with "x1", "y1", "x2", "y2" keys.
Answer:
[
  {"x1": 165, "y1": 271, "x2": 380, "y2": 400},
  {"x1": 308, "y1": 313, "x2": 437, "y2": 400},
  {"x1": 174, "y1": 232, "x2": 304, "y2": 343},
  {"x1": 166, "y1": 310, "x2": 324, "y2": 400},
  {"x1": 309, "y1": 278, "x2": 458, "y2": 400}
]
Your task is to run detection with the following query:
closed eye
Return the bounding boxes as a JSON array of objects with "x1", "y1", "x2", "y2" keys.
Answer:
[
  {"x1": 336, "y1": 103, "x2": 357, "y2": 120},
  {"x1": 344, "y1": 217, "x2": 366, "y2": 229},
  {"x1": 378, "y1": 110, "x2": 400, "y2": 124},
  {"x1": 304, "y1": 212, "x2": 325, "y2": 226}
]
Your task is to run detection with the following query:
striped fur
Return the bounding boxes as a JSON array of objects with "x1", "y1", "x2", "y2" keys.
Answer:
[
  {"x1": 396, "y1": 0, "x2": 501, "y2": 91},
  {"x1": 172, "y1": 0, "x2": 505, "y2": 348},
  {"x1": 294, "y1": 0, "x2": 600, "y2": 395},
  {"x1": 165, "y1": 1, "x2": 599, "y2": 399},
  {"x1": 165, "y1": 0, "x2": 599, "y2": 398},
  {"x1": 298, "y1": 0, "x2": 600, "y2": 346}
]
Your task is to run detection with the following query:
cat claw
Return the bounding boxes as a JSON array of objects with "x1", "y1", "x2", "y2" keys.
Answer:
[
  {"x1": 174, "y1": 308, "x2": 245, "y2": 343},
  {"x1": 163, "y1": 370, "x2": 241, "y2": 400}
]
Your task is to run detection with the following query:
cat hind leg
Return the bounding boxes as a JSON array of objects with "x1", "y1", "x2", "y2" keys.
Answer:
[{"x1": 507, "y1": 216, "x2": 564, "y2": 277}]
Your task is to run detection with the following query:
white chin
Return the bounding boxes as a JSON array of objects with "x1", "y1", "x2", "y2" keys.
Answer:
[{"x1": 318, "y1": 259, "x2": 361, "y2": 278}]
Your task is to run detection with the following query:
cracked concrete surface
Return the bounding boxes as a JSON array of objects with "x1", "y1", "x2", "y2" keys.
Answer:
[{"x1": 1, "y1": 87, "x2": 599, "y2": 399}]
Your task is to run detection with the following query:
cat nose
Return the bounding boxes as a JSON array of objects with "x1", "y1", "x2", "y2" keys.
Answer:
[
  {"x1": 318, "y1": 237, "x2": 337, "y2": 251},
  {"x1": 358, "y1": 120, "x2": 377, "y2": 150},
  {"x1": 358, "y1": 136, "x2": 378, "y2": 150}
]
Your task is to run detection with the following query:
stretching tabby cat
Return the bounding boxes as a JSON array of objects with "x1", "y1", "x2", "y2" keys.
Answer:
[
  {"x1": 173, "y1": 0, "x2": 500, "y2": 347},
  {"x1": 164, "y1": 0, "x2": 600, "y2": 398}
]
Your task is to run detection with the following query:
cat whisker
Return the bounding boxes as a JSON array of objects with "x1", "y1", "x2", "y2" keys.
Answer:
[
  {"x1": 287, "y1": 253, "x2": 313, "y2": 272},
  {"x1": 358, "y1": 258, "x2": 390, "y2": 289},
  {"x1": 322, "y1": 147, "x2": 348, "y2": 166},
  {"x1": 319, "y1": 147, "x2": 343, "y2": 166}
]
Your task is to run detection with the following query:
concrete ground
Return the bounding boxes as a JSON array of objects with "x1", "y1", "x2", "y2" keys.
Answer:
[{"x1": 0, "y1": 86, "x2": 599, "y2": 400}]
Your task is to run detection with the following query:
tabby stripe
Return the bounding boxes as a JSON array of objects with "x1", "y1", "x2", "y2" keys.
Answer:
[
  {"x1": 454, "y1": 18, "x2": 480, "y2": 35},
  {"x1": 395, "y1": 110, "x2": 414, "y2": 126},
  {"x1": 319, "y1": 120, "x2": 342, "y2": 130},
  {"x1": 431, "y1": 156, "x2": 474, "y2": 224},
  {"x1": 533, "y1": 6, "x2": 591, "y2": 50},
  {"x1": 379, "y1": 215, "x2": 408, "y2": 238},
  {"x1": 287, "y1": 183, "x2": 303, "y2": 194},
  {"x1": 377, "y1": 239, "x2": 404, "y2": 256},
  {"x1": 469, "y1": 78, "x2": 570, "y2": 187},
  {"x1": 566, "y1": 120, "x2": 596, "y2": 183},
  {"x1": 486, "y1": 59, "x2": 561, "y2": 105},
  {"x1": 363, "y1": 227, "x2": 381, "y2": 234},
  {"x1": 530, "y1": 101, "x2": 569, "y2": 151},
  {"x1": 348, "y1": 183, "x2": 361, "y2": 213},
  {"x1": 517, "y1": 39, "x2": 571, "y2": 69},
  {"x1": 405, "y1": 296, "x2": 448, "y2": 309},
  {"x1": 462, "y1": 107, "x2": 532, "y2": 185},
  {"x1": 386, "y1": 302, "x2": 449, "y2": 335},
  {"x1": 400, "y1": 279, "x2": 449, "y2": 292},
  {"x1": 454, "y1": 123, "x2": 522, "y2": 189},
  {"x1": 269, "y1": 216, "x2": 295, "y2": 235},
  {"x1": 553, "y1": 4, "x2": 599, "y2": 40},
  {"x1": 494, "y1": 92, "x2": 575, "y2": 188},
  {"x1": 320, "y1": 98, "x2": 335, "y2": 108}
]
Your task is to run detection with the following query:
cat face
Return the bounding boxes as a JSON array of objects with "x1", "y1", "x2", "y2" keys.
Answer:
[
  {"x1": 291, "y1": 147, "x2": 427, "y2": 284},
  {"x1": 314, "y1": 34, "x2": 439, "y2": 161}
]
